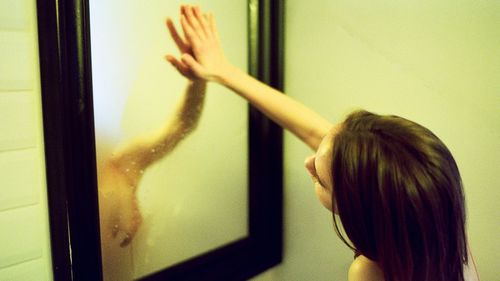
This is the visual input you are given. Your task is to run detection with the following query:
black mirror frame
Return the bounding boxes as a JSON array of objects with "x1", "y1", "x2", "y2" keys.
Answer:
[{"x1": 36, "y1": 0, "x2": 284, "y2": 280}]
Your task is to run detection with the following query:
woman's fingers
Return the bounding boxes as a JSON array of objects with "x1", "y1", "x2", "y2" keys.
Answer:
[
  {"x1": 181, "y1": 54, "x2": 206, "y2": 78},
  {"x1": 166, "y1": 18, "x2": 188, "y2": 53},
  {"x1": 182, "y1": 5, "x2": 205, "y2": 39},
  {"x1": 166, "y1": 53, "x2": 207, "y2": 81},
  {"x1": 193, "y1": 6, "x2": 211, "y2": 37},
  {"x1": 166, "y1": 55, "x2": 194, "y2": 79},
  {"x1": 207, "y1": 12, "x2": 220, "y2": 42},
  {"x1": 172, "y1": 5, "x2": 228, "y2": 82},
  {"x1": 180, "y1": 14, "x2": 200, "y2": 48}
]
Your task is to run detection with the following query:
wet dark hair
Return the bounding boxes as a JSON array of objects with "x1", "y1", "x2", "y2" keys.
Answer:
[{"x1": 331, "y1": 110, "x2": 468, "y2": 281}]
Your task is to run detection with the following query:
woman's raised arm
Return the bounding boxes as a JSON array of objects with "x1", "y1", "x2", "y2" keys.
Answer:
[{"x1": 168, "y1": 5, "x2": 332, "y2": 150}]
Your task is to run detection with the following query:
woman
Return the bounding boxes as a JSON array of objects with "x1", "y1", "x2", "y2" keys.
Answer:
[{"x1": 166, "y1": 5, "x2": 480, "y2": 281}]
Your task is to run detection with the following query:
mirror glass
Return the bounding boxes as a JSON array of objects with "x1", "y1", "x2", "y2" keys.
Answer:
[{"x1": 89, "y1": 1, "x2": 248, "y2": 280}]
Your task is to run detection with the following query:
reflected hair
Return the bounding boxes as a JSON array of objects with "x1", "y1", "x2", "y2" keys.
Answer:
[{"x1": 331, "y1": 110, "x2": 468, "y2": 281}]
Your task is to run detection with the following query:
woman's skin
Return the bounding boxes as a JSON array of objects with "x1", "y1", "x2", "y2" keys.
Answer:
[
  {"x1": 98, "y1": 16, "x2": 206, "y2": 248},
  {"x1": 304, "y1": 126, "x2": 337, "y2": 212}
]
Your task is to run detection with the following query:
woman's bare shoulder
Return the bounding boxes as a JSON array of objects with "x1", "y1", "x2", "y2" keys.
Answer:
[
  {"x1": 465, "y1": 243, "x2": 480, "y2": 281},
  {"x1": 348, "y1": 255, "x2": 384, "y2": 281}
]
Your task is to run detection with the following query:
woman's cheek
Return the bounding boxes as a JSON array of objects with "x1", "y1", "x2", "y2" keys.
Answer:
[{"x1": 315, "y1": 183, "x2": 333, "y2": 212}]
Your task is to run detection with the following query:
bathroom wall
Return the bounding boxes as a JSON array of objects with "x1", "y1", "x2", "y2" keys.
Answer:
[
  {"x1": 254, "y1": 0, "x2": 499, "y2": 280},
  {"x1": 0, "y1": 0, "x2": 53, "y2": 280},
  {"x1": 89, "y1": 0, "x2": 249, "y2": 279}
]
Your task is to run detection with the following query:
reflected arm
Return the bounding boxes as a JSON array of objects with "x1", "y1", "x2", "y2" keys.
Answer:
[
  {"x1": 108, "y1": 80, "x2": 206, "y2": 187},
  {"x1": 98, "y1": 11, "x2": 209, "y2": 248}
]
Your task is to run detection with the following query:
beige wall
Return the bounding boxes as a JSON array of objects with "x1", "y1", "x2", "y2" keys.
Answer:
[
  {"x1": 254, "y1": 0, "x2": 500, "y2": 280},
  {"x1": 0, "y1": 0, "x2": 53, "y2": 280}
]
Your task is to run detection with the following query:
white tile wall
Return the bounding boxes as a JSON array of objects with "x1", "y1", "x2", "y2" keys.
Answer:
[
  {"x1": 0, "y1": 206, "x2": 43, "y2": 268},
  {"x1": 0, "y1": 0, "x2": 29, "y2": 30},
  {"x1": 0, "y1": 259, "x2": 48, "y2": 281},
  {"x1": 0, "y1": 149, "x2": 39, "y2": 211},
  {"x1": 0, "y1": 0, "x2": 53, "y2": 280},
  {"x1": 0, "y1": 32, "x2": 34, "y2": 90},
  {"x1": 0, "y1": 92, "x2": 37, "y2": 151}
]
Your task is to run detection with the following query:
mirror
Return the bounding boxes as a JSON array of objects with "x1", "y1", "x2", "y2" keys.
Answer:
[
  {"x1": 37, "y1": 0, "x2": 282, "y2": 279},
  {"x1": 89, "y1": 1, "x2": 248, "y2": 280}
]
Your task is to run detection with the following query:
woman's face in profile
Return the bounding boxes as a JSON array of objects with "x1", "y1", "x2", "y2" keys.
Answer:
[{"x1": 305, "y1": 126, "x2": 338, "y2": 212}]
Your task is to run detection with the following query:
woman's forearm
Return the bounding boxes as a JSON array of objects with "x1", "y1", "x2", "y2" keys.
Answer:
[{"x1": 219, "y1": 66, "x2": 332, "y2": 150}]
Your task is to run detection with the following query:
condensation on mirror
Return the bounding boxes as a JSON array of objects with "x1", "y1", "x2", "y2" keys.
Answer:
[{"x1": 89, "y1": 1, "x2": 248, "y2": 280}]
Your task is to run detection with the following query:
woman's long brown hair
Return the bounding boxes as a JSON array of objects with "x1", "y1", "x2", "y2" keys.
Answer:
[{"x1": 331, "y1": 110, "x2": 468, "y2": 281}]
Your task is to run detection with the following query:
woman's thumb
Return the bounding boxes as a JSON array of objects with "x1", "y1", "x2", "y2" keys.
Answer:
[{"x1": 181, "y1": 54, "x2": 207, "y2": 79}]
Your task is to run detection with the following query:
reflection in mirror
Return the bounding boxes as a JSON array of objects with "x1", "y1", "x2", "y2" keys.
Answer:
[{"x1": 89, "y1": 1, "x2": 249, "y2": 280}]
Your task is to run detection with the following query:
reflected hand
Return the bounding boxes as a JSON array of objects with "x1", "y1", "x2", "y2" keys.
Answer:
[
  {"x1": 167, "y1": 5, "x2": 233, "y2": 82},
  {"x1": 165, "y1": 16, "x2": 198, "y2": 80}
]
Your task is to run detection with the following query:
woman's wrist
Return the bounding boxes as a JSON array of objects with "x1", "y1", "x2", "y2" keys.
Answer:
[{"x1": 213, "y1": 63, "x2": 239, "y2": 86}]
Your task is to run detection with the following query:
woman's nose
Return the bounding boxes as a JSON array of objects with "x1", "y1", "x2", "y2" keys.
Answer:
[{"x1": 304, "y1": 155, "x2": 316, "y2": 176}]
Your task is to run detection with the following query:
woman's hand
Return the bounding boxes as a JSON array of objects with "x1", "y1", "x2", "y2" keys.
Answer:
[{"x1": 166, "y1": 5, "x2": 233, "y2": 83}]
